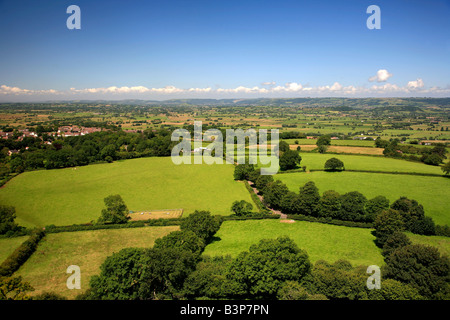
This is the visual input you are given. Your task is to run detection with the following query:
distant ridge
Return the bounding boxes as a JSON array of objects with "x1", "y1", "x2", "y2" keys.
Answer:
[{"x1": 2, "y1": 97, "x2": 450, "y2": 108}]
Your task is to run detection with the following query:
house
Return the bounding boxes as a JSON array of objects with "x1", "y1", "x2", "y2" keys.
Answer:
[
  {"x1": 193, "y1": 147, "x2": 210, "y2": 153},
  {"x1": 8, "y1": 149, "x2": 19, "y2": 156}
]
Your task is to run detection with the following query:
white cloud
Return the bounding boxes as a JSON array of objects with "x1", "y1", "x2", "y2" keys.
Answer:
[
  {"x1": 369, "y1": 69, "x2": 393, "y2": 82},
  {"x1": 1, "y1": 77, "x2": 448, "y2": 100},
  {"x1": 407, "y1": 78, "x2": 424, "y2": 89},
  {"x1": 0, "y1": 85, "x2": 61, "y2": 95}
]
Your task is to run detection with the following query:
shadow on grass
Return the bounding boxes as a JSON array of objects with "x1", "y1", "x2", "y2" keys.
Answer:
[{"x1": 208, "y1": 236, "x2": 222, "y2": 244}]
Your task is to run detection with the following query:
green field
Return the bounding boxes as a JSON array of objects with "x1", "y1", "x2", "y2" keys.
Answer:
[
  {"x1": 282, "y1": 138, "x2": 376, "y2": 147},
  {"x1": 0, "y1": 157, "x2": 253, "y2": 228},
  {"x1": 275, "y1": 171, "x2": 450, "y2": 226},
  {"x1": 203, "y1": 220, "x2": 383, "y2": 267},
  {"x1": 15, "y1": 226, "x2": 179, "y2": 299},
  {"x1": 293, "y1": 153, "x2": 444, "y2": 175},
  {"x1": 0, "y1": 236, "x2": 28, "y2": 263},
  {"x1": 406, "y1": 232, "x2": 450, "y2": 258}
]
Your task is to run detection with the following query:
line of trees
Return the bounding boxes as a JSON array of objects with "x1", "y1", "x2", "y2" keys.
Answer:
[
  {"x1": 0, "y1": 128, "x2": 176, "y2": 185},
  {"x1": 74, "y1": 209, "x2": 449, "y2": 300},
  {"x1": 377, "y1": 138, "x2": 447, "y2": 166},
  {"x1": 234, "y1": 164, "x2": 441, "y2": 235}
]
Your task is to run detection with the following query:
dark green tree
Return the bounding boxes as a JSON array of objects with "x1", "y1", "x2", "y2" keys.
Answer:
[
  {"x1": 317, "y1": 144, "x2": 328, "y2": 154},
  {"x1": 384, "y1": 244, "x2": 450, "y2": 299},
  {"x1": 338, "y1": 191, "x2": 367, "y2": 221},
  {"x1": 180, "y1": 210, "x2": 222, "y2": 243},
  {"x1": 0, "y1": 205, "x2": 20, "y2": 235},
  {"x1": 390, "y1": 197, "x2": 425, "y2": 231},
  {"x1": 98, "y1": 194, "x2": 130, "y2": 224},
  {"x1": 100, "y1": 144, "x2": 117, "y2": 160},
  {"x1": 298, "y1": 181, "x2": 320, "y2": 216},
  {"x1": 365, "y1": 195, "x2": 390, "y2": 222},
  {"x1": 182, "y1": 256, "x2": 232, "y2": 299},
  {"x1": 279, "y1": 140, "x2": 290, "y2": 153},
  {"x1": 324, "y1": 157, "x2": 345, "y2": 171},
  {"x1": 0, "y1": 276, "x2": 34, "y2": 300},
  {"x1": 225, "y1": 236, "x2": 311, "y2": 299},
  {"x1": 279, "y1": 150, "x2": 301, "y2": 171},
  {"x1": 263, "y1": 180, "x2": 290, "y2": 210},
  {"x1": 280, "y1": 191, "x2": 302, "y2": 215},
  {"x1": 86, "y1": 248, "x2": 147, "y2": 300},
  {"x1": 255, "y1": 174, "x2": 274, "y2": 193},
  {"x1": 231, "y1": 200, "x2": 254, "y2": 216},
  {"x1": 366, "y1": 279, "x2": 423, "y2": 300},
  {"x1": 317, "y1": 190, "x2": 341, "y2": 219},
  {"x1": 316, "y1": 135, "x2": 331, "y2": 146},
  {"x1": 301, "y1": 260, "x2": 368, "y2": 300},
  {"x1": 139, "y1": 247, "x2": 198, "y2": 299},
  {"x1": 381, "y1": 231, "x2": 411, "y2": 258},
  {"x1": 442, "y1": 161, "x2": 450, "y2": 175},
  {"x1": 375, "y1": 137, "x2": 389, "y2": 148},
  {"x1": 233, "y1": 164, "x2": 256, "y2": 180},
  {"x1": 422, "y1": 153, "x2": 443, "y2": 166},
  {"x1": 153, "y1": 230, "x2": 205, "y2": 256},
  {"x1": 374, "y1": 209, "x2": 405, "y2": 247}
]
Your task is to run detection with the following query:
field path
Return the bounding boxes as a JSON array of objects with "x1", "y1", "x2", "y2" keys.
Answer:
[{"x1": 247, "y1": 181, "x2": 287, "y2": 219}]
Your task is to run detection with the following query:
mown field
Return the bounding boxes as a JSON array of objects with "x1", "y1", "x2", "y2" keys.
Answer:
[
  {"x1": 276, "y1": 171, "x2": 450, "y2": 226},
  {"x1": 203, "y1": 220, "x2": 384, "y2": 267},
  {"x1": 15, "y1": 226, "x2": 179, "y2": 299},
  {"x1": 0, "y1": 157, "x2": 253, "y2": 228}
]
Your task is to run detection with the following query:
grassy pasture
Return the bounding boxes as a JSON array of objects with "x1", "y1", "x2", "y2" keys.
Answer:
[
  {"x1": 0, "y1": 236, "x2": 28, "y2": 263},
  {"x1": 283, "y1": 138, "x2": 376, "y2": 147},
  {"x1": 295, "y1": 153, "x2": 445, "y2": 175},
  {"x1": 0, "y1": 157, "x2": 252, "y2": 228},
  {"x1": 406, "y1": 232, "x2": 450, "y2": 258},
  {"x1": 203, "y1": 220, "x2": 383, "y2": 267},
  {"x1": 15, "y1": 226, "x2": 179, "y2": 299},
  {"x1": 276, "y1": 171, "x2": 450, "y2": 226}
]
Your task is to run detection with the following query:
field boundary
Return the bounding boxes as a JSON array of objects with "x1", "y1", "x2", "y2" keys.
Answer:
[
  {"x1": 287, "y1": 214, "x2": 373, "y2": 229},
  {"x1": 277, "y1": 168, "x2": 446, "y2": 178},
  {"x1": 0, "y1": 229, "x2": 45, "y2": 277}
]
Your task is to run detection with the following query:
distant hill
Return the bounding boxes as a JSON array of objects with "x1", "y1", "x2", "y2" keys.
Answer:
[{"x1": 4, "y1": 97, "x2": 450, "y2": 109}]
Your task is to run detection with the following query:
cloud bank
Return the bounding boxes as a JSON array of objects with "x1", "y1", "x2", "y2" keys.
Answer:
[{"x1": 1, "y1": 78, "x2": 449, "y2": 101}]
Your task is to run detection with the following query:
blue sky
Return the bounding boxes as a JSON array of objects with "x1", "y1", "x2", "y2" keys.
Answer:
[{"x1": 0, "y1": 0, "x2": 449, "y2": 100}]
